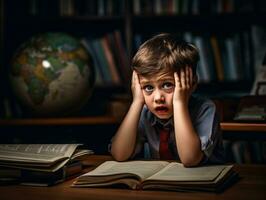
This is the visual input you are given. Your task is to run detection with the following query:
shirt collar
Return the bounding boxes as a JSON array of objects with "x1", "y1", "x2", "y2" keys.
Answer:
[
  {"x1": 146, "y1": 96, "x2": 197, "y2": 128},
  {"x1": 150, "y1": 112, "x2": 174, "y2": 128}
]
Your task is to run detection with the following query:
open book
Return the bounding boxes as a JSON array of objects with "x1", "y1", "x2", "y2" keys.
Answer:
[
  {"x1": 72, "y1": 160, "x2": 237, "y2": 192},
  {"x1": 0, "y1": 144, "x2": 94, "y2": 186}
]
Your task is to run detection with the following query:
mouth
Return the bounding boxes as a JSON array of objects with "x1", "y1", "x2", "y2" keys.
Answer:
[{"x1": 155, "y1": 106, "x2": 169, "y2": 113}]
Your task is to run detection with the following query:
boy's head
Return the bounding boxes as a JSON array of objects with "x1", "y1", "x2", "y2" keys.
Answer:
[
  {"x1": 132, "y1": 33, "x2": 200, "y2": 120},
  {"x1": 132, "y1": 33, "x2": 199, "y2": 78}
]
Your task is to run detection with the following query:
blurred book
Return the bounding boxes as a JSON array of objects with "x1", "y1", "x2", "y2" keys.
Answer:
[
  {"x1": 233, "y1": 96, "x2": 266, "y2": 122},
  {"x1": 0, "y1": 144, "x2": 94, "y2": 186},
  {"x1": 250, "y1": 63, "x2": 266, "y2": 95}
]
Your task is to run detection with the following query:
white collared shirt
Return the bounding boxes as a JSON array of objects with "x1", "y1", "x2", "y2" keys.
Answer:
[{"x1": 132, "y1": 95, "x2": 225, "y2": 164}]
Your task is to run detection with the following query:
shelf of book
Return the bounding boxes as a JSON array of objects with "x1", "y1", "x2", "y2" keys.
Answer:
[
  {"x1": 132, "y1": 13, "x2": 266, "y2": 32},
  {"x1": 11, "y1": 16, "x2": 125, "y2": 34},
  {"x1": 2, "y1": 0, "x2": 266, "y2": 130},
  {"x1": 0, "y1": 116, "x2": 119, "y2": 126},
  {"x1": 221, "y1": 121, "x2": 266, "y2": 163}
]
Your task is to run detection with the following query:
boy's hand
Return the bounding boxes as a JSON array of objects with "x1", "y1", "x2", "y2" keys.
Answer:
[
  {"x1": 131, "y1": 71, "x2": 145, "y2": 105},
  {"x1": 173, "y1": 66, "x2": 195, "y2": 105}
]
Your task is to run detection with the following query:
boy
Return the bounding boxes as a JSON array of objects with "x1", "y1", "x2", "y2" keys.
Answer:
[{"x1": 110, "y1": 33, "x2": 225, "y2": 167}]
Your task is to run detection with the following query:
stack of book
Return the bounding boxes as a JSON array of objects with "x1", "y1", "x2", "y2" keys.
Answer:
[
  {"x1": 233, "y1": 96, "x2": 266, "y2": 122},
  {"x1": 0, "y1": 144, "x2": 94, "y2": 186}
]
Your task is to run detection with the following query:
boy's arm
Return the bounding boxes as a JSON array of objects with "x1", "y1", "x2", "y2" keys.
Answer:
[
  {"x1": 111, "y1": 71, "x2": 144, "y2": 161},
  {"x1": 173, "y1": 67, "x2": 204, "y2": 167}
]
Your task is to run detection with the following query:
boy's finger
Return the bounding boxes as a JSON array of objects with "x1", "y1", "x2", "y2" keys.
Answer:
[
  {"x1": 189, "y1": 67, "x2": 193, "y2": 87},
  {"x1": 131, "y1": 71, "x2": 135, "y2": 83},
  {"x1": 132, "y1": 71, "x2": 139, "y2": 84},
  {"x1": 135, "y1": 72, "x2": 141, "y2": 84},
  {"x1": 181, "y1": 68, "x2": 185, "y2": 88},
  {"x1": 174, "y1": 72, "x2": 180, "y2": 88},
  {"x1": 186, "y1": 66, "x2": 193, "y2": 87},
  {"x1": 185, "y1": 66, "x2": 190, "y2": 87}
]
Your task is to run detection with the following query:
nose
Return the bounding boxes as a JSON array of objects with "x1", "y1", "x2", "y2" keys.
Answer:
[{"x1": 154, "y1": 90, "x2": 165, "y2": 104}]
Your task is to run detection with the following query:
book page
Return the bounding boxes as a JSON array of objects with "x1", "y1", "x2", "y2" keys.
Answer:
[
  {"x1": 70, "y1": 149, "x2": 94, "y2": 160},
  {"x1": 80, "y1": 160, "x2": 169, "y2": 180},
  {"x1": 0, "y1": 144, "x2": 86, "y2": 172},
  {"x1": 147, "y1": 162, "x2": 231, "y2": 181},
  {"x1": 0, "y1": 144, "x2": 80, "y2": 163}
]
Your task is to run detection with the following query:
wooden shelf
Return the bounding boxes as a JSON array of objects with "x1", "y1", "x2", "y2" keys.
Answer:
[
  {"x1": 221, "y1": 122, "x2": 266, "y2": 132},
  {"x1": 1, "y1": 117, "x2": 265, "y2": 131},
  {"x1": 132, "y1": 13, "x2": 266, "y2": 34},
  {"x1": 0, "y1": 116, "x2": 119, "y2": 126}
]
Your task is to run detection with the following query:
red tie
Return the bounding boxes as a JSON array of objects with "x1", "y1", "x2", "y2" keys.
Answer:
[{"x1": 159, "y1": 128, "x2": 173, "y2": 160}]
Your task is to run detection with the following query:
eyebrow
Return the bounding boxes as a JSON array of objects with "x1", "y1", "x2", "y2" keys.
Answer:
[
  {"x1": 140, "y1": 77, "x2": 174, "y2": 85},
  {"x1": 140, "y1": 80, "x2": 150, "y2": 85},
  {"x1": 159, "y1": 77, "x2": 174, "y2": 81}
]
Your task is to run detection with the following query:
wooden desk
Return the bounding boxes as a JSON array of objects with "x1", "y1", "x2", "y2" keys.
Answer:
[{"x1": 1, "y1": 155, "x2": 266, "y2": 200}]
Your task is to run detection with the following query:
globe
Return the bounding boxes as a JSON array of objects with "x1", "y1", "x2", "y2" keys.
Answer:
[{"x1": 9, "y1": 32, "x2": 95, "y2": 117}]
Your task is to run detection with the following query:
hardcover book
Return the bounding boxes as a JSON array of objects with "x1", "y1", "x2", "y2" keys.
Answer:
[
  {"x1": 0, "y1": 144, "x2": 94, "y2": 186},
  {"x1": 72, "y1": 160, "x2": 237, "y2": 192}
]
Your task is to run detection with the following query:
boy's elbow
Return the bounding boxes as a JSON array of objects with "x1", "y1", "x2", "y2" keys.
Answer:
[
  {"x1": 111, "y1": 149, "x2": 130, "y2": 162},
  {"x1": 181, "y1": 153, "x2": 204, "y2": 168},
  {"x1": 112, "y1": 154, "x2": 128, "y2": 162},
  {"x1": 182, "y1": 160, "x2": 199, "y2": 168}
]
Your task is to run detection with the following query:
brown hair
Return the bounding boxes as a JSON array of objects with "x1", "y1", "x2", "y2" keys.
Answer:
[{"x1": 132, "y1": 33, "x2": 199, "y2": 77}]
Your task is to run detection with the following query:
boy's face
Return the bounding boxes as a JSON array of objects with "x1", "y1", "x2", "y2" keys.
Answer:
[{"x1": 139, "y1": 72, "x2": 175, "y2": 120}]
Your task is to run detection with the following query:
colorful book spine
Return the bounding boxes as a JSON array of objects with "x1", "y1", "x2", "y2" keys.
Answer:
[
  {"x1": 210, "y1": 36, "x2": 224, "y2": 81},
  {"x1": 81, "y1": 38, "x2": 104, "y2": 86},
  {"x1": 100, "y1": 36, "x2": 121, "y2": 85}
]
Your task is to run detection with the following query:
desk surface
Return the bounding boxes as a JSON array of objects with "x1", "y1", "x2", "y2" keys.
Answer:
[{"x1": 1, "y1": 155, "x2": 266, "y2": 200}]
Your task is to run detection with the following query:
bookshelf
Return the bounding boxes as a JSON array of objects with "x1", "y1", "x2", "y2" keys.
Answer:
[
  {"x1": 131, "y1": 14, "x2": 260, "y2": 86},
  {"x1": 1, "y1": 0, "x2": 266, "y2": 151}
]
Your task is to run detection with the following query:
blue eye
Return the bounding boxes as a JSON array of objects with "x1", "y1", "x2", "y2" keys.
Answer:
[
  {"x1": 143, "y1": 85, "x2": 153, "y2": 93},
  {"x1": 162, "y1": 82, "x2": 174, "y2": 90}
]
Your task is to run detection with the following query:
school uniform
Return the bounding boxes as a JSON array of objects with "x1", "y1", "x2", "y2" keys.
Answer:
[{"x1": 132, "y1": 95, "x2": 225, "y2": 164}]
